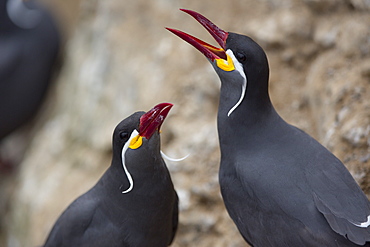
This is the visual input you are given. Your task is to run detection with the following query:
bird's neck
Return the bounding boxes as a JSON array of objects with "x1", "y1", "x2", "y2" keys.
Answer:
[
  {"x1": 103, "y1": 153, "x2": 168, "y2": 194},
  {"x1": 217, "y1": 90, "x2": 281, "y2": 153},
  {"x1": 217, "y1": 76, "x2": 274, "y2": 124}
]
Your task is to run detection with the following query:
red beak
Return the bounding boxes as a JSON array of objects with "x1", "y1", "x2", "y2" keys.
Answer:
[
  {"x1": 166, "y1": 9, "x2": 228, "y2": 61},
  {"x1": 139, "y1": 103, "x2": 173, "y2": 139}
]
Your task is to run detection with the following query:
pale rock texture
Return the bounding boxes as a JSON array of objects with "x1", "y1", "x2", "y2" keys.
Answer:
[{"x1": 1, "y1": 0, "x2": 369, "y2": 246}]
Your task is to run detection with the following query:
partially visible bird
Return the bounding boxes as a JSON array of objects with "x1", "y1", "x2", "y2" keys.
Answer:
[
  {"x1": 0, "y1": 0, "x2": 60, "y2": 140},
  {"x1": 168, "y1": 9, "x2": 370, "y2": 246},
  {"x1": 43, "y1": 103, "x2": 178, "y2": 247}
]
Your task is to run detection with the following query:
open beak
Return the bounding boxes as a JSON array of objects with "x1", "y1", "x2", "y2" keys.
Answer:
[
  {"x1": 139, "y1": 103, "x2": 173, "y2": 140},
  {"x1": 166, "y1": 9, "x2": 228, "y2": 61}
]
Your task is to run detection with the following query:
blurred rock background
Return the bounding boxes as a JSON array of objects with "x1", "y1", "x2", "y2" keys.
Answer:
[{"x1": 0, "y1": 0, "x2": 369, "y2": 246}]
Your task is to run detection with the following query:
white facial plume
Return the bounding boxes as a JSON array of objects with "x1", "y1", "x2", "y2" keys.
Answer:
[{"x1": 225, "y1": 49, "x2": 247, "y2": 117}]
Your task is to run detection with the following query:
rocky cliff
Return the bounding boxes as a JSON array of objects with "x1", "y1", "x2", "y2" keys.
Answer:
[{"x1": 1, "y1": 0, "x2": 369, "y2": 246}]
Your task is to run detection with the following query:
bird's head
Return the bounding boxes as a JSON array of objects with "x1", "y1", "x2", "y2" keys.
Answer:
[
  {"x1": 113, "y1": 102, "x2": 173, "y2": 152},
  {"x1": 112, "y1": 103, "x2": 173, "y2": 193},
  {"x1": 2, "y1": 0, "x2": 43, "y2": 30},
  {"x1": 167, "y1": 9, "x2": 270, "y2": 118}
]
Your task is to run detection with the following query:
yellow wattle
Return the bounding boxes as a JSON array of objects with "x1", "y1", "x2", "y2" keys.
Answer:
[
  {"x1": 129, "y1": 135, "x2": 143, "y2": 149},
  {"x1": 215, "y1": 54, "x2": 235, "y2": 71}
]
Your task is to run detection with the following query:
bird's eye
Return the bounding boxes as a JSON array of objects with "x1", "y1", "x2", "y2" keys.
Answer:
[
  {"x1": 236, "y1": 52, "x2": 246, "y2": 62},
  {"x1": 119, "y1": 132, "x2": 129, "y2": 140}
]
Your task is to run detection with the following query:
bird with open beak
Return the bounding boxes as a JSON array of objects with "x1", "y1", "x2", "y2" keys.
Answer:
[{"x1": 167, "y1": 9, "x2": 370, "y2": 247}]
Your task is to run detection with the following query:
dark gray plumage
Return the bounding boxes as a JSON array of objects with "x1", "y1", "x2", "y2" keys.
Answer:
[
  {"x1": 43, "y1": 104, "x2": 178, "y2": 247},
  {"x1": 0, "y1": 0, "x2": 60, "y2": 140},
  {"x1": 216, "y1": 34, "x2": 370, "y2": 247},
  {"x1": 168, "y1": 9, "x2": 370, "y2": 247}
]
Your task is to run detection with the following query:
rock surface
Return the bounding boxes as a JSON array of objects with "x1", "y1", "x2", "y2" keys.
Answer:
[{"x1": 1, "y1": 0, "x2": 369, "y2": 246}]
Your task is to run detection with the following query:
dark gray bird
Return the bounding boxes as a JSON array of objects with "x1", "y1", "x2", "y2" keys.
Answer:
[
  {"x1": 43, "y1": 103, "x2": 178, "y2": 247},
  {"x1": 168, "y1": 9, "x2": 370, "y2": 247},
  {"x1": 0, "y1": 0, "x2": 60, "y2": 140}
]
